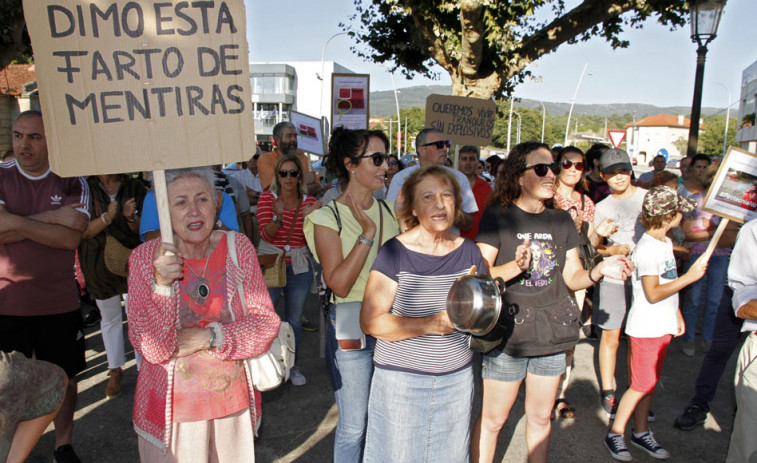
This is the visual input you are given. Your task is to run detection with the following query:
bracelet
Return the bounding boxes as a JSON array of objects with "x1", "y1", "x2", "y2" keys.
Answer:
[
  {"x1": 101, "y1": 213, "x2": 111, "y2": 225},
  {"x1": 208, "y1": 327, "x2": 216, "y2": 349},
  {"x1": 356, "y1": 234, "x2": 374, "y2": 247},
  {"x1": 588, "y1": 263, "x2": 603, "y2": 284}
]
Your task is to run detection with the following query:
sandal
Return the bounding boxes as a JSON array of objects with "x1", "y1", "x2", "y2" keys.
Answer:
[{"x1": 553, "y1": 399, "x2": 576, "y2": 420}]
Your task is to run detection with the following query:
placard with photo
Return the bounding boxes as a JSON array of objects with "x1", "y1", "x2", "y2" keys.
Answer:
[{"x1": 702, "y1": 146, "x2": 757, "y2": 224}]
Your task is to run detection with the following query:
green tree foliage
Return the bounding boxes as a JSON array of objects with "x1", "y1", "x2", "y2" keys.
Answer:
[
  {"x1": 0, "y1": 0, "x2": 31, "y2": 70},
  {"x1": 344, "y1": 0, "x2": 688, "y2": 99},
  {"x1": 672, "y1": 115, "x2": 738, "y2": 158}
]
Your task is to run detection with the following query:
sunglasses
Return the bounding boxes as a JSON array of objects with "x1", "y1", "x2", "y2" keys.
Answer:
[
  {"x1": 421, "y1": 140, "x2": 451, "y2": 149},
  {"x1": 522, "y1": 163, "x2": 559, "y2": 177},
  {"x1": 559, "y1": 159, "x2": 584, "y2": 171},
  {"x1": 278, "y1": 169, "x2": 300, "y2": 178},
  {"x1": 387, "y1": 161, "x2": 398, "y2": 167},
  {"x1": 356, "y1": 152, "x2": 389, "y2": 167}
]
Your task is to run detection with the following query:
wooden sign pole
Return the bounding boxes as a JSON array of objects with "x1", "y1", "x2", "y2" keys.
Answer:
[
  {"x1": 152, "y1": 170, "x2": 174, "y2": 246},
  {"x1": 700, "y1": 218, "x2": 729, "y2": 263}
]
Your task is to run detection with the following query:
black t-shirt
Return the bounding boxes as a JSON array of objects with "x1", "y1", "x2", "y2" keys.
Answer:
[{"x1": 478, "y1": 203, "x2": 580, "y2": 296}]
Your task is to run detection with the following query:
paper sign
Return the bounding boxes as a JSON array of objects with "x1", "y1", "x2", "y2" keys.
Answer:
[
  {"x1": 608, "y1": 130, "x2": 626, "y2": 149},
  {"x1": 702, "y1": 146, "x2": 757, "y2": 224},
  {"x1": 331, "y1": 73, "x2": 369, "y2": 131},
  {"x1": 23, "y1": 0, "x2": 255, "y2": 177},
  {"x1": 425, "y1": 94, "x2": 496, "y2": 146},
  {"x1": 290, "y1": 110, "x2": 325, "y2": 156}
]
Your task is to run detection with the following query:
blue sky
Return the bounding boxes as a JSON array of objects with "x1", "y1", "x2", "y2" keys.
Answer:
[{"x1": 245, "y1": 0, "x2": 754, "y2": 109}]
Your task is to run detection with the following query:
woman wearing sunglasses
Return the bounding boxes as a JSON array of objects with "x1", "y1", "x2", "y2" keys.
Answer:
[
  {"x1": 384, "y1": 154, "x2": 403, "y2": 197},
  {"x1": 471, "y1": 142, "x2": 633, "y2": 463},
  {"x1": 551, "y1": 146, "x2": 616, "y2": 420},
  {"x1": 304, "y1": 128, "x2": 398, "y2": 461},
  {"x1": 257, "y1": 155, "x2": 322, "y2": 386}
]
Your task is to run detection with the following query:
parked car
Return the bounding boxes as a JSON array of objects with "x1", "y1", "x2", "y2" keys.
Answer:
[{"x1": 667, "y1": 158, "x2": 681, "y2": 169}]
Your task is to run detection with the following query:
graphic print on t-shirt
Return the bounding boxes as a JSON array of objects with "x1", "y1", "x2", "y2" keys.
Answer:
[
  {"x1": 661, "y1": 258, "x2": 678, "y2": 280},
  {"x1": 516, "y1": 231, "x2": 557, "y2": 287}
]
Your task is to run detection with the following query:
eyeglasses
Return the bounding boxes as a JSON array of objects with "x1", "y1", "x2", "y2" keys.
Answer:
[
  {"x1": 278, "y1": 169, "x2": 300, "y2": 178},
  {"x1": 421, "y1": 140, "x2": 451, "y2": 149},
  {"x1": 387, "y1": 161, "x2": 398, "y2": 167},
  {"x1": 356, "y1": 152, "x2": 389, "y2": 167},
  {"x1": 559, "y1": 159, "x2": 584, "y2": 171},
  {"x1": 522, "y1": 163, "x2": 559, "y2": 177}
]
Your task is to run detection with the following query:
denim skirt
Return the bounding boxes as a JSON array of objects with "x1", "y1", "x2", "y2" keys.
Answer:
[{"x1": 363, "y1": 364, "x2": 473, "y2": 463}]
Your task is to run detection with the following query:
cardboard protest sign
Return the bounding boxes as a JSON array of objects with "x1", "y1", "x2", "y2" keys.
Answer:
[
  {"x1": 425, "y1": 94, "x2": 496, "y2": 147},
  {"x1": 290, "y1": 111, "x2": 325, "y2": 156},
  {"x1": 331, "y1": 74, "x2": 369, "y2": 131},
  {"x1": 702, "y1": 147, "x2": 757, "y2": 224},
  {"x1": 23, "y1": 0, "x2": 254, "y2": 177}
]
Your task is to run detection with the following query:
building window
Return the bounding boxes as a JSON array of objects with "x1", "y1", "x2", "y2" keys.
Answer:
[{"x1": 252, "y1": 75, "x2": 294, "y2": 96}]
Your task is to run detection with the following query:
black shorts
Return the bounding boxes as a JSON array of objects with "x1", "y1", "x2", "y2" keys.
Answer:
[{"x1": 0, "y1": 310, "x2": 86, "y2": 378}]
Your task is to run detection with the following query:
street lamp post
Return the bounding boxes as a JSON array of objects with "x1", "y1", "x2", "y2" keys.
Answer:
[
  {"x1": 713, "y1": 82, "x2": 732, "y2": 156},
  {"x1": 512, "y1": 111, "x2": 522, "y2": 145},
  {"x1": 685, "y1": 0, "x2": 726, "y2": 157},
  {"x1": 318, "y1": 32, "x2": 348, "y2": 121},
  {"x1": 538, "y1": 101, "x2": 546, "y2": 143},
  {"x1": 564, "y1": 63, "x2": 588, "y2": 147}
]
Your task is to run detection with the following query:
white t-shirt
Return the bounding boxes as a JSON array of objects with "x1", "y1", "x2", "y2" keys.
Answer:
[
  {"x1": 594, "y1": 187, "x2": 647, "y2": 284},
  {"x1": 626, "y1": 233, "x2": 679, "y2": 338}
]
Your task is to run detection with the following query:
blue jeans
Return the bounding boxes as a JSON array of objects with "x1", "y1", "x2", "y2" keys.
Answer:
[
  {"x1": 682, "y1": 254, "x2": 730, "y2": 343},
  {"x1": 364, "y1": 365, "x2": 473, "y2": 463},
  {"x1": 325, "y1": 306, "x2": 376, "y2": 463},
  {"x1": 268, "y1": 261, "x2": 312, "y2": 361},
  {"x1": 691, "y1": 286, "x2": 745, "y2": 412}
]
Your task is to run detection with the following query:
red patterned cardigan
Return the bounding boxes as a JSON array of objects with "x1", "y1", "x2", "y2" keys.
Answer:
[{"x1": 127, "y1": 232, "x2": 280, "y2": 451}]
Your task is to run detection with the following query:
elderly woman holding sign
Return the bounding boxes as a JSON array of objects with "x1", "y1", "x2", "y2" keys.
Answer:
[{"x1": 127, "y1": 168, "x2": 280, "y2": 462}]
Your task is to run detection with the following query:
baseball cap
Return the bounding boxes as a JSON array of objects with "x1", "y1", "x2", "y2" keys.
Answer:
[
  {"x1": 643, "y1": 186, "x2": 696, "y2": 217},
  {"x1": 599, "y1": 149, "x2": 633, "y2": 174}
]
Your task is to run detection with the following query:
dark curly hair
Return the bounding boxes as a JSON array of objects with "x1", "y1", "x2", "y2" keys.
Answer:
[
  {"x1": 491, "y1": 142, "x2": 551, "y2": 209},
  {"x1": 325, "y1": 127, "x2": 389, "y2": 187}
]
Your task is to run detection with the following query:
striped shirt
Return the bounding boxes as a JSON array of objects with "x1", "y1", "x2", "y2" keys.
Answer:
[
  {"x1": 257, "y1": 191, "x2": 316, "y2": 253},
  {"x1": 370, "y1": 237, "x2": 485, "y2": 375}
]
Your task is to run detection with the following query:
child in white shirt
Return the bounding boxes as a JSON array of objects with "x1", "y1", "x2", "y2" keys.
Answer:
[{"x1": 604, "y1": 186, "x2": 706, "y2": 461}]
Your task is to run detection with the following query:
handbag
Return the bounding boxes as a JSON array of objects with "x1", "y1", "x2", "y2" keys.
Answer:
[
  {"x1": 575, "y1": 195, "x2": 603, "y2": 271},
  {"x1": 261, "y1": 203, "x2": 300, "y2": 289},
  {"x1": 226, "y1": 231, "x2": 295, "y2": 391},
  {"x1": 95, "y1": 198, "x2": 132, "y2": 277},
  {"x1": 104, "y1": 234, "x2": 132, "y2": 277}
]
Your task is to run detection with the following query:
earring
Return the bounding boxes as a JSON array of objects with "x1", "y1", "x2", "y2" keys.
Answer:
[{"x1": 352, "y1": 171, "x2": 356, "y2": 175}]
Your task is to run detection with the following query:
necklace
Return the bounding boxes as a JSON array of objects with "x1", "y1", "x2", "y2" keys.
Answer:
[{"x1": 184, "y1": 250, "x2": 211, "y2": 303}]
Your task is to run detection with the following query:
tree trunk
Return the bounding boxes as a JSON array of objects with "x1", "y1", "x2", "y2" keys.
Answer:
[{"x1": 450, "y1": 68, "x2": 501, "y2": 100}]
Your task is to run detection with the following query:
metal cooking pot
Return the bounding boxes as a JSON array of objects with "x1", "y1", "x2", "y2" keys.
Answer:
[{"x1": 446, "y1": 274, "x2": 506, "y2": 336}]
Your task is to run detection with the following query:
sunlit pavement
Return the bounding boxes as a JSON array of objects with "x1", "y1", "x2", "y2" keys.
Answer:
[{"x1": 28, "y1": 290, "x2": 736, "y2": 462}]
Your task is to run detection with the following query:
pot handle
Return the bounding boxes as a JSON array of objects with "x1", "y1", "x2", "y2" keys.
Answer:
[{"x1": 494, "y1": 277, "x2": 507, "y2": 296}]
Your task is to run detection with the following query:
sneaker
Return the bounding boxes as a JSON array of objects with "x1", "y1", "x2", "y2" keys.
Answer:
[
  {"x1": 301, "y1": 316, "x2": 318, "y2": 332},
  {"x1": 53, "y1": 444, "x2": 82, "y2": 463},
  {"x1": 674, "y1": 404, "x2": 707, "y2": 430},
  {"x1": 682, "y1": 341, "x2": 695, "y2": 357},
  {"x1": 630, "y1": 430, "x2": 670, "y2": 459},
  {"x1": 289, "y1": 366, "x2": 306, "y2": 386},
  {"x1": 604, "y1": 433, "x2": 632, "y2": 461},
  {"x1": 602, "y1": 393, "x2": 618, "y2": 419},
  {"x1": 647, "y1": 410, "x2": 656, "y2": 422},
  {"x1": 83, "y1": 309, "x2": 101, "y2": 328},
  {"x1": 105, "y1": 367, "x2": 123, "y2": 399}
]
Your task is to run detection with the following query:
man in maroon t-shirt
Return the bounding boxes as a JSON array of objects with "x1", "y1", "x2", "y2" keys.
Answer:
[
  {"x1": 0, "y1": 110, "x2": 90, "y2": 462},
  {"x1": 458, "y1": 145, "x2": 492, "y2": 241}
]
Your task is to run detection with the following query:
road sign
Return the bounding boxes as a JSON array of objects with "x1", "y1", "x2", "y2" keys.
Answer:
[
  {"x1": 608, "y1": 130, "x2": 626, "y2": 149},
  {"x1": 657, "y1": 148, "x2": 669, "y2": 162}
]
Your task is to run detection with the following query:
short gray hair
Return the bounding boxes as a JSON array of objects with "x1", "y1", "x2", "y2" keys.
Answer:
[
  {"x1": 164, "y1": 167, "x2": 218, "y2": 206},
  {"x1": 415, "y1": 128, "x2": 443, "y2": 153},
  {"x1": 273, "y1": 121, "x2": 295, "y2": 140}
]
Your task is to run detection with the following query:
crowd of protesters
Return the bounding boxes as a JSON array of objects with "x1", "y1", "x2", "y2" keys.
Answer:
[{"x1": 2, "y1": 110, "x2": 756, "y2": 463}]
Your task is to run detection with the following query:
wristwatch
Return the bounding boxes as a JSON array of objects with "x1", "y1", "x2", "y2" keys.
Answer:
[{"x1": 356, "y1": 234, "x2": 374, "y2": 247}]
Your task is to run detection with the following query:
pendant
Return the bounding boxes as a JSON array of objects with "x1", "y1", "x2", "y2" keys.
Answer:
[{"x1": 197, "y1": 283, "x2": 210, "y2": 299}]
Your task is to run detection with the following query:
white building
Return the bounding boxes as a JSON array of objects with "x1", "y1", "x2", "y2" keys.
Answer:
[
  {"x1": 250, "y1": 61, "x2": 354, "y2": 148},
  {"x1": 625, "y1": 114, "x2": 691, "y2": 164},
  {"x1": 736, "y1": 59, "x2": 757, "y2": 153}
]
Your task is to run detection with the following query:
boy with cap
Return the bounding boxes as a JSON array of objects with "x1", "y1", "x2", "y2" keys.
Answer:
[
  {"x1": 604, "y1": 186, "x2": 705, "y2": 461},
  {"x1": 594, "y1": 149, "x2": 648, "y2": 418}
]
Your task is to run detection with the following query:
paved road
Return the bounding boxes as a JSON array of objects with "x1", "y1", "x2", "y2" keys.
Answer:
[{"x1": 28, "y1": 290, "x2": 738, "y2": 462}]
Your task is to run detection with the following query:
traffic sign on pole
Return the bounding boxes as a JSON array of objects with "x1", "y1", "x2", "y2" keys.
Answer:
[{"x1": 608, "y1": 130, "x2": 626, "y2": 149}]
